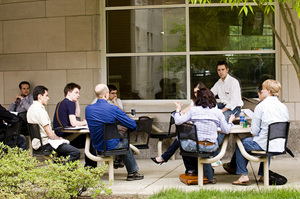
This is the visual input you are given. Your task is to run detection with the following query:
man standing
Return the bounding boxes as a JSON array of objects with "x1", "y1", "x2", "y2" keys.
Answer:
[
  {"x1": 211, "y1": 60, "x2": 244, "y2": 166},
  {"x1": 53, "y1": 83, "x2": 97, "y2": 168},
  {"x1": 27, "y1": 86, "x2": 80, "y2": 162},
  {"x1": 232, "y1": 80, "x2": 289, "y2": 185},
  {"x1": 0, "y1": 104, "x2": 27, "y2": 150},
  {"x1": 92, "y1": 84, "x2": 124, "y2": 112},
  {"x1": 86, "y1": 84, "x2": 144, "y2": 181}
]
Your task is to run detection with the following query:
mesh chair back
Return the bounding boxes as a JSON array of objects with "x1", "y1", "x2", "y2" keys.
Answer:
[
  {"x1": 177, "y1": 122, "x2": 214, "y2": 157},
  {"x1": 100, "y1": 123, "x2": 130, "y2": 156},
  {"x1": 27, "y1": 123, "x2": 52, "y2": 155},
  {"x1": 133, "y1": 116, "x2": 153, "y2": 149},
  {"x1": 5, "y1": 121, "x2": 22, "y2": 147},
  {"x1": 266, "y1": 122, "x2": 290, "y2": 155}
]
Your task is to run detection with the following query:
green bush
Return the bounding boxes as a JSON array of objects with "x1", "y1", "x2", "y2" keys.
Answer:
[{"x1": 0, "y1": 143, "x2": 112, "y2": 199}]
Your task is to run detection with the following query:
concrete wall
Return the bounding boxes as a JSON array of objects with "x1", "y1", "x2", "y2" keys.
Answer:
[{"x1": 0, "y1": 0, "x2": 101, "y2": 120}]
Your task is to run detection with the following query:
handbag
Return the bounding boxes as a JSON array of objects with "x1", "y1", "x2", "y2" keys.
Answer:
[
  {"x1": 269, "y1": 170, "x2": 287, "y2": 185},
  {"x1": 179, "y1": 174, "x2": 210, "y2": 185}
]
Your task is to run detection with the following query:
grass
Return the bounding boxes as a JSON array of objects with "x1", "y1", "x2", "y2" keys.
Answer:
[{"x1": 149, "y1": 187, "x2": 300, "y2": 199}]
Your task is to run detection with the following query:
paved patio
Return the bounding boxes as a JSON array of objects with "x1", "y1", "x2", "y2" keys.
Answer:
[{"x1": 89, "y1": 157, "x2": 300, "y2": 198}]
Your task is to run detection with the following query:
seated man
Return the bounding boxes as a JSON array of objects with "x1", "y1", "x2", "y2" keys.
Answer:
[
  {"x1": 27, "y1": 85, "x2": 80, "y2": 162},
  {"x1": 85, "y1": 84, "x2": 144, "y2": 181},
  {"x1": 53, "y1": 82, "x2": 97, "y2": 168},
  {"x1": 8, "y1": 81, "x2": 34, "y2": 135},
  {"x1": 0, "y1": 104, "x2": 27, "y2": 150},
  {"x1": 232, "y1": 79, "x2": 289, "y2": 185},
  {"x1": 92, "y1": 84, "x2": 124, "y2": 112}
]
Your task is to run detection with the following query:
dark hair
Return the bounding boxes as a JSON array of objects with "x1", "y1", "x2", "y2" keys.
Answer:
[
  {"x1": 107, "y1": 84, "x2": 117, "y2": 93},
  {"x1": 195, "y1": 88, "x2": 216, "y2": 108},
  {"x1": 19, "y1": 81, "x2": 30, "y2": 89},
  {"x1": 193, "y1": 82, "x2": 207, "y2": 103},
  {"x1": 64, "y1": 83, "x2": 81, "y2": 97},
  {"x1": 217, "y1": 60, "x2": 229, "y2": 69},
  {"x1": 33, "y1": 85, "x2": 48, "y2": 100}
]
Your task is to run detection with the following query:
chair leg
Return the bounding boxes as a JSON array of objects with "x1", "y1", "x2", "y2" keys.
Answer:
[
  {"x1": 198, "y1": 158, "x2": 204, "y2": 187},
  {"x1": 26, "y1": 136, "x2": 33, "y2": 155},
  {"x1": 157, "y1": 140, "x2": 162, "y2": 157},
  {"x1": 108, "y1": 158, "x2": 114, "y2": 184},
  {"x1": 263, "y1": 159, "x2": 269, "y2": 186}
]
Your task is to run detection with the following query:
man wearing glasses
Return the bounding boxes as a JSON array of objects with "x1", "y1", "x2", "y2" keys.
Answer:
[{"x1": 92, "y1": 85, "x2": 124, "y2": 112}]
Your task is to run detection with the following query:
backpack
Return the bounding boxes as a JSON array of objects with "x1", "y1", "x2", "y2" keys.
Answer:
[{"x1": 269, "y1": 170, "x2": 287, "y2": 185}]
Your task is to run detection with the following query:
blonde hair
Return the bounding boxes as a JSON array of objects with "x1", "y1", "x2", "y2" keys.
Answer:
[{"x1": 262, "y1": 79, "x2": 281, "y2": 97}]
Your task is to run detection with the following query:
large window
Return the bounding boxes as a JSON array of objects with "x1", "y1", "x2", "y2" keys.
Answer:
[{"x1": 105, "y1": 1, "x2": 275, "y2": 100}]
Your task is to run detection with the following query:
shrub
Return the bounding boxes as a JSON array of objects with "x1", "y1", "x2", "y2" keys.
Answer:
[{"x1": 0, "y1": 143, "x2": 112, "y2": 199}]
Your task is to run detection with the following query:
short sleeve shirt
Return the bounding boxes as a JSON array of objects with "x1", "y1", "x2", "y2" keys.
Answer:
[
  {"x1": 27, "y1": 101, "x2": 51, "y2": 149},
  {"x1": 53, "y1": 98, "x2": 76, "y2": 137}
]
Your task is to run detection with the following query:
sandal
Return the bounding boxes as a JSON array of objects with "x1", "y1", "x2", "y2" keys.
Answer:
[{"x1": 232, "y1": 179, "x2": 251, "y2": 185}]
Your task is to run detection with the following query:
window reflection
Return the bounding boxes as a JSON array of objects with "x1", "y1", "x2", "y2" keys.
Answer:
[
  {"x1": 190, "y1": 54, "x2": 275, "y2": 98},
  {"x1": 106, "y1": 0, "x2": 185, "y2": 7},
  {"x1": 108, "y1": 56, "x2": 187, "y2": 100},
  {"x1": 107, "y1": 8, "x2": 185, "y2": 53},
  {"x1": 190, "y1": 7, "x2": 274, "y2": 51}
]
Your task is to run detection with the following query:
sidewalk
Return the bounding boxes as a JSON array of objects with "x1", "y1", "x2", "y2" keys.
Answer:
[{"x1": 94, "y1": 157, "x2": 300, "y2": 198}]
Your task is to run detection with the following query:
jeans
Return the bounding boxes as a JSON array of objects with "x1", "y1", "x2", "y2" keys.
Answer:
[
  {"x1": 6, "y1": 134, "x2": 27, "y2": 150},
  {"x1": 161, "y1": 139, "x2": 179, "y2": 162},
  {"x1": 214, "y1": 103, "x2": 241, "y2": 157},
  {"x1": 235, "y1": 137, "x2": 270, "y2": 176},
  {"x1": 114, "y1": 139, "x2": 139, "y2": 174},
  {"x1": 181, "y1": 139, "x2": 219, "y2": 181},
  {"x1": 45, "y1": 143, "x2": 81, "y2": 163}
]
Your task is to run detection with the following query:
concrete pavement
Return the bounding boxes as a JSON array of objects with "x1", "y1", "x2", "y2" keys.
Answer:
[{"x1": 91, "y1": 157, "x2": 300, "y2": 198}]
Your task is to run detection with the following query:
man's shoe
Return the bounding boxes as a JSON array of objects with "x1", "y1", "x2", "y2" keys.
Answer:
[
  {"x1": 126, "y1": 171, "x2": 144, "y2": 181},
  {"x1": 211, "y1": 160, "x2": 222, "y2": 167},
  {"x1": 114, "y1": 159, "x2": 125, "y2": 169},
  {"x1": 223, "y1": 162, "x2": 236, "y2": 174},
  {"x1": 185, "y1": 171, "x2": 198, "y2": 176}
]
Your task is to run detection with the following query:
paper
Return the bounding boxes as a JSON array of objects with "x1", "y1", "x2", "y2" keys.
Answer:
[
  {"x1": 63, "y1": 126, "x2": 89, "y2": 130},
  {"x1": 242, "y1": 109, "x2": 254, "y2": 119},
  {"x1": 48, "y1": 139, "x2": 70, "y2": 149}
]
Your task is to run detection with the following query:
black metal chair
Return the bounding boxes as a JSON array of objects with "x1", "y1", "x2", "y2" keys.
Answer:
[
  {"x1": 84, "y1": 122, "x2": 130, "y2": 183},
  {"x1": 150, "y1": 112, "x2": 177, "y2": 157},
  {"x1": 4, "y1": 121, "x2": 23, "y2": 148},
  {"x1": 177, "y1": 122, "x2": 228, "y2": 186},
  {"x1": 234, "y1": 121, "x2": 290, "y2": 186},
  {"x1": 130, "y1": 116, "x2": 153, "y2": 149},
  {"x1": 27, "y1": 123, "x2": 53, "y2": 156}
]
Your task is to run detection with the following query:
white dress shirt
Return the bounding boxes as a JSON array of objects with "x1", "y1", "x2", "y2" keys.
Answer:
[
  {"x1": 251, "y1": 96, "x2": 289, "y2": 151},
  {"x1": 211, "y1": 74, "x2": 243, "y2": 110}
]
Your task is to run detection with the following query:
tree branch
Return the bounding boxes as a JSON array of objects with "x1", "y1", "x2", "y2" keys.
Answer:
[
  {"x1": 284, "y1": 2, "x2": 300, "y2": 53},
  {"x1": 279, "y1": 2, "x2": 300, "y2": 63}
]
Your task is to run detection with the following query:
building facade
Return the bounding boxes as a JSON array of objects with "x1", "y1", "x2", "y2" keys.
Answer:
[{"x1": 0, "y1": 0, "x2": 299, "y2": 157}]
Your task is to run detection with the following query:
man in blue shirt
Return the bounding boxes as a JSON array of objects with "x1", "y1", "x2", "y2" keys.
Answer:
[{"x1": 85, "y1": 84, "x2": 144, "y2": 181}]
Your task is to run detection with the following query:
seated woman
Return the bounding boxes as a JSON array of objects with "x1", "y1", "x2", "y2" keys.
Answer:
[
  {"x1": 172, "y1": 87, "x2": 235, "y2": 183},
  {"x1": 151, "y1": 82, "x2": 207, "y2": 164}
]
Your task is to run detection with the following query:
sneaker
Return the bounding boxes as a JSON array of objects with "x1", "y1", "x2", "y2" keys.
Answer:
[
  {"x1": 211, "y1": 160, "x2": 222, "y2": 167},
  {"x1": 126, "y1": 171, "x2": 144, "y2": 181},
  {"x1": 114, "y1": 159, "x2": 125, "y2": 169}
]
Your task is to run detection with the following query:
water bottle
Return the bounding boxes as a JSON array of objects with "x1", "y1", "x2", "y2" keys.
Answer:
[{"x1": 240, "y1": 110, "x2": 245, "y2": 126}]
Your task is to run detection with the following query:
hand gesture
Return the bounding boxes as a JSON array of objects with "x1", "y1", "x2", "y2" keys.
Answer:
[
  {"x1": 173, "y1": 101, "x2": 183, "y2": 112},
  {"x1": 13, "y1": 94, "x2": 23, "y2": 103}
]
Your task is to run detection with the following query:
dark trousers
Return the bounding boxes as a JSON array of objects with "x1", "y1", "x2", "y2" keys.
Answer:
[
  {"x1": 161, "y1": 139, "x2": 179, "y2": 162},
  {"x1": 70, "y1": 134, "x2": 97, "y2": 168},
  {"x1": 182, "y1": 156, "x2": 214, "y2": 180},
  {"x1": 45, "y1": 143, "x2": 80, "y2": 163}
]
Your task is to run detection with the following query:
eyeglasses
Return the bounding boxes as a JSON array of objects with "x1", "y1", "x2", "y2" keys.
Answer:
[{"x1": 110, "y1": 92, "x2": 118, "y2": 95}]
